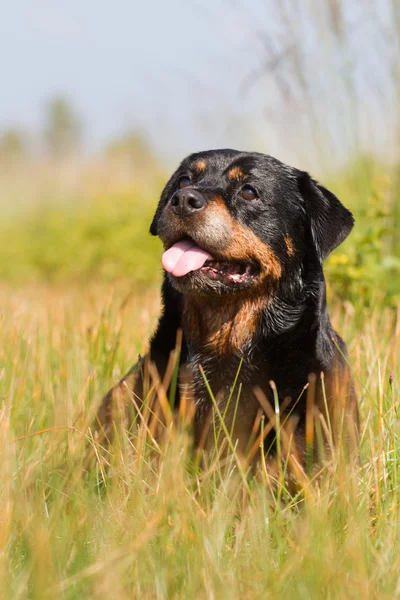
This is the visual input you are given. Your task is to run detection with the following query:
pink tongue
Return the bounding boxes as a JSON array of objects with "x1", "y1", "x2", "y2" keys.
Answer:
[{"x1": 162, "y1": 240, "x2": 213, "y2": 277}]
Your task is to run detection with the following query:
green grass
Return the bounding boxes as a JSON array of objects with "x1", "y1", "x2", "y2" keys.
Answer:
[
  {"x1": 0, "y1": 189, "x2": 163, "y2": 286},
  {"x1": 1, "y1": 156, "x2": 399, "y2": 305},
  {"x1": 0, "y1": 282, "x2": 399, "y2": 599}
]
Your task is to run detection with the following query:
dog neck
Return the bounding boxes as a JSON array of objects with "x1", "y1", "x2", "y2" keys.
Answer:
[{"x1": 182, "y1": 294, "x2": 267, "y2": 357}]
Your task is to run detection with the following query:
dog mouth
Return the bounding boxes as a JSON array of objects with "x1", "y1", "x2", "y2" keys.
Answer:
[
  {"x1": 199, "y1": 261, "x2": 257, "y2": 284},
  {"x1": 162, "y1": 239, "x2": 259, "y2": 286}
]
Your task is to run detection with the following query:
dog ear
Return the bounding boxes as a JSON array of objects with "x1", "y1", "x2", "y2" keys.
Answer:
[
  {"x1": 149, "y1": 206, "x2": 161, "y2": 236},
  {"x1": 149, "y1": 172, "x2": 178, "y2": 236},
  {"x1": 150, "y1": 188, "x2": 168, "y2": 237},
  {"x1": 297, "y1": 171, "x2": 354, "y2": 262}
]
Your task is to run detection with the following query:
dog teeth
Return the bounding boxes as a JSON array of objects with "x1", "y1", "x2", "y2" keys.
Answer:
[{"x1": 200, "y1": 261, "x2": 256, "y2": 284}]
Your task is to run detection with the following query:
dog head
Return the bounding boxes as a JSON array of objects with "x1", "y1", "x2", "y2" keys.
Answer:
[{"x1": 150, "y1": 150, "x2": 354, "y2": 297}]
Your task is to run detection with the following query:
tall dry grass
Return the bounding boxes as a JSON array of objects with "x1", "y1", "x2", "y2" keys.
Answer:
[{"x1": 0, "y1": 283, "x2": 398, "y2": 598}]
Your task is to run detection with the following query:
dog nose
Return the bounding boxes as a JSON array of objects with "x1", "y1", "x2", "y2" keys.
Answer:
[{"x1": 170, "y1": 189, "x2": 206, "y2": 217}]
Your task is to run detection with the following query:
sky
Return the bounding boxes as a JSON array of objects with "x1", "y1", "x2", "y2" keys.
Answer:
[{"x1": 1, "y1": 0, "x2": 398, "y2": 170}]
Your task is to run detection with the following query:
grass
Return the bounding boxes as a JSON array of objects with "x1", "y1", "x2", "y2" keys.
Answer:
[
  {"x1": 0, "y1": 281, "x2": 399, "y2": 599},
  {"x1": 1, "y1": 0, "x2": 400, "y2": 591},
  {"x1": 0, "y1": 187, "x2": 163, "y2": 286}
]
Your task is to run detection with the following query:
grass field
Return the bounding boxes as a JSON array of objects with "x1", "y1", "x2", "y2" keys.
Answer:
[
  {"x1": 0, "y1": 278, "x2": 399, "y2": 599},
  {"x1": 2, "y1": 0, "x2": 400, "y2": 593}
]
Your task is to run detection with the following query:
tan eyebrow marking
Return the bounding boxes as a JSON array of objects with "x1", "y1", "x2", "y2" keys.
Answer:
[
  {"x1": 227, "y1": 166, "x2": 246, "y2": 181},
  {"x1": 193, "y1": 160, "x2": 207, "y2": 173}
]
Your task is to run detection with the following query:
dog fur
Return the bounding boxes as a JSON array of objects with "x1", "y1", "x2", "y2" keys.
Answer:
[{"x1": 96, "y1": 149, "x2": 359, "y2": 468}]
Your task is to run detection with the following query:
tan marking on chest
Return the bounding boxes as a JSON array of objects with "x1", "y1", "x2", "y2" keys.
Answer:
[{"x1": 183, "y1": 295, "x2": 265, "y2": 355}]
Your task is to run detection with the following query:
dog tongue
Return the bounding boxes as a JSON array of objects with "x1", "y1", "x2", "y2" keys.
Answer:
[{"x1": 162, "y1": 240, "x2": 213, "y2": 277}]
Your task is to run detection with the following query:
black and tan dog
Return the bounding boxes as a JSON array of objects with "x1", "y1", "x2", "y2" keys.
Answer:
[{"x1": 97, "y1": 149, "x2": 358, "y2": 468}]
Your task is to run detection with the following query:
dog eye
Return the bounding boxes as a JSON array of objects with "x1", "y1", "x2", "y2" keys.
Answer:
[
  {"x1": 179, "y1": 176, "x2": 191, "y2": 189},
  {"x1": 240, "y1": 185, "x2": 257, "y2": 201}
]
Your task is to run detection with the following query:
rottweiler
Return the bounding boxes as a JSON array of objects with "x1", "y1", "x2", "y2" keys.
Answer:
[{"x1": 96, "y1": 149, "x2": 359, "y2": 469}]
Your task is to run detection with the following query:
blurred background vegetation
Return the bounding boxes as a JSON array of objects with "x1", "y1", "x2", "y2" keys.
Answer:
[{"x1": 0, "y1": 0, "x2": 399, "y2": 306}]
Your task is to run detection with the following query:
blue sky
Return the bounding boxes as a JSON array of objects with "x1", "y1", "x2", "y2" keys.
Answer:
[
  {"x1": 1, "y1": 0, "x2": 398, "y2": 169},
  {"x1": 1, "y1": 1, "x2": 264, "y2": 160}
]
